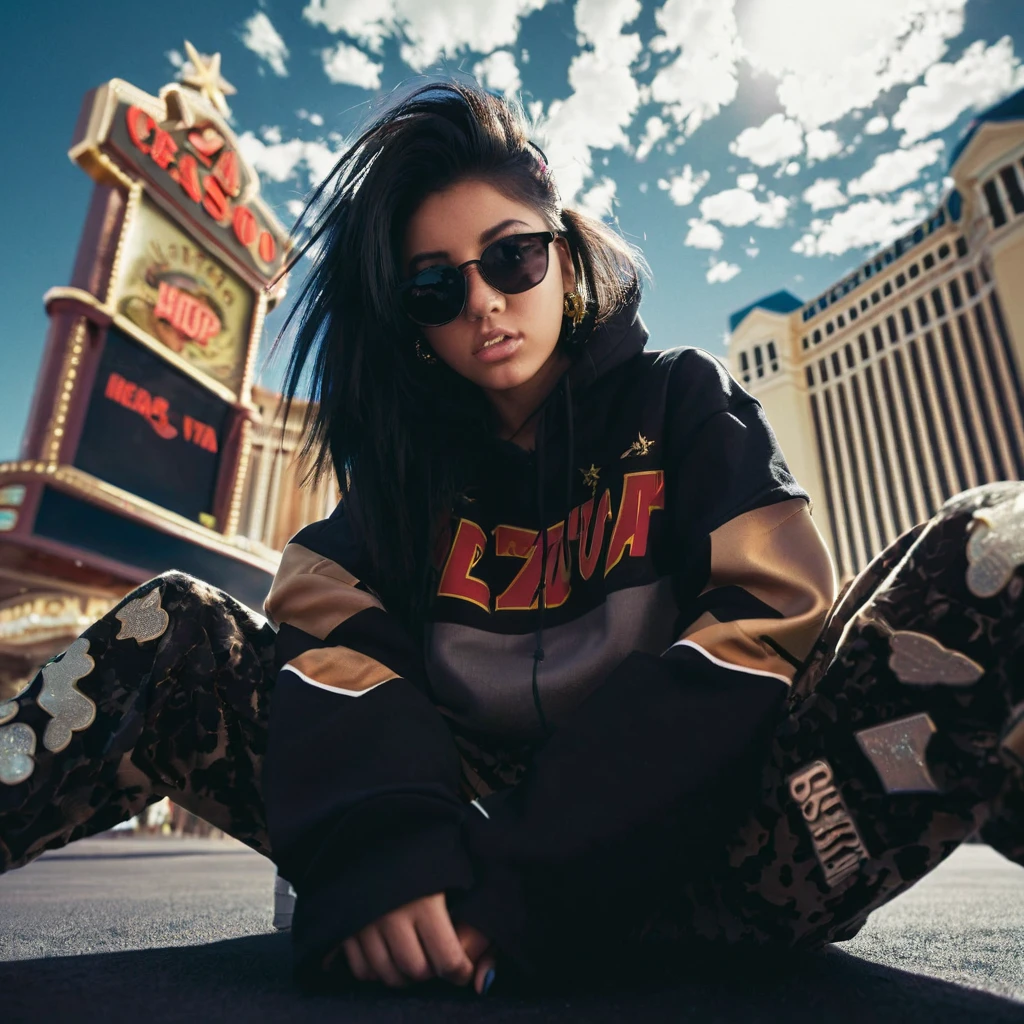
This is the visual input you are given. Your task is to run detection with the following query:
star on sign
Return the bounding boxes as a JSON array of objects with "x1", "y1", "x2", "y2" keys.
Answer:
[{"x1": 181, "y1": 40, "x2": 236, "y2": 118}]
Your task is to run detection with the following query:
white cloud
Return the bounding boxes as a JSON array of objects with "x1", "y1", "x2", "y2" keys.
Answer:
[
  {"x1": 699, "y1": 188, "x2": 791, "y2": 228},
  {"x1": 745, "y1": 246, "x2": 760, "y2": 257},
  {"x1": 707, "y1": 259, "x2": 741, "y2": 283},
  {"x1": 730, "y1": 113, "x2": 804, "y2": 167},
  {"x1": 792, "y1": 189, "x2": 927, "y2": 256},
  {"x1": 578, "y1": 177, "x2": 618, "y2": 220},
  {"x1": 847, "y1": 139, "x2": 944, "y2": 196},
  {"x1": 657, "y1": 164, "x2": 710, "y2": 206},
  {"x1": 739, "y1": 0, "x2": 969, "y2": 128},
  {"x1": 805, "y1": 128, "x2": 843, "y2": 162},
  {"x1": 262, "y1": 125, "x2": 283, "y2": 144},
  {"x1": 685, "y1": 219, "x2": 724, "y2": 250},
  {"x1": 635, "y1": 116, "x2": 669, "y2": 162},
  {"x1": 575, "y1": 0, "x2": 641, "y2": 49},
  {"x1": 241, "y1": 11, "x2": 290, "y2": 77},
  {"x1": 864, "y1": 115, "x2": 889, "y2": 135},
  {"x1": 303, "y1": 0, "x2": 550, "y2": 70},
  {"x1": 534, "y1": 31, "x2": 643, "y2": 203},
  {"x1": 321, "y1": 41, "x2": 383, "y2": 89},
  {"x1": 802, "y1": 178, "x2": 848, "y2": 211},
  {"x1": 286, "y1": 199, "x2": 306, "y2": 220},
  {"x1": 649, "y1": 0, "x2": 742, "y2": 137},
  {"x1": 167, "y1": 49, "x2": 184, "y2": 69},
  {"x1": 237, "y1": 131, "x2": 346, "y2": 188},
  {"x1": 784, "y1": 161, "x2": 801, "y2": 176},
  {"x1": 473, "y1": 51, "x2": 521, "y2": 95},
  {"x1": 892, "y1": 36, "x2": 1024, "y2": 146},
  {"x1": 298, "y1": 109, "x2": 326, "y2": 127},
  {"x1": 737, "y1": 173, "x2": 758, "y2": 190}
]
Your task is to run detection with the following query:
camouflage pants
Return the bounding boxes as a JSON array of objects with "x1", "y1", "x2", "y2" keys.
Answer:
[{"x1": 1, "y1": 483, "x2": 1023, "y2": 959}]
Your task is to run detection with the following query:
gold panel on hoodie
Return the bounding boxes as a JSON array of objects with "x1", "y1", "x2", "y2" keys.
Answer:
[
  {"x1": 264, "y1": 543, "x2": 383, "y2": 641},
  {"x1": 678, "y1": 498, "x2": 836, "y2": 682},
  {"x1": 287, "y1": 646, "x2": 398, "y2": 694}
]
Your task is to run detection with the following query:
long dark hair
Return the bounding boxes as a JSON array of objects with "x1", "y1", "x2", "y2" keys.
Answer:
[{"x1": 276, "y1": 78, "x2": 643, "y2": 634}]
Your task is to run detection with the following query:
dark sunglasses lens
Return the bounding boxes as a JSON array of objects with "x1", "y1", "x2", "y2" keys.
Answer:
[
  {"x1": 402, "y1": 265, "x2": 465, "y2": 325},
  {"x1": 480, "y1": 235, "x2": 549, "y2": 294}
]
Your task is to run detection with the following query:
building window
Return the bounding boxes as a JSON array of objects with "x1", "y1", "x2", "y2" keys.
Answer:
[
  {"x1": 871, "y1": 290, "x2": 881, "y2": 304},
  {"x1": 909, "y1": 263, "x2": 920, "y2": 279},
  {"x1": 901, "y1": 307, "x2": 914, "y2": 335},
  {"x1": 819, "y1": 358, "x2": 829, "y2": 383},
  {"x1": 802, "y1": 336, "x2": 809, "y2": 350},
  {"x1": 813, "y1": 328, "x2": 822, "y2": 344},
  {"x1": 883, "y1": 281, "x2": 893, "y2": 296},
  {"x1": 831, "y1": 352, "x2": 842, "y2": 377},
  {"x1": 999, "y1": 165, "x2": 1024, "y2": 215},
  {"x1": 860, "y1": 298, "x2": 869, "y2": 312},
  {"x1": 805, "y1": 367, "x2": 815, "y2": 387},
  {"x1": 923, "y1": 252, "x2": 935, "y2": 270},
  {"x1": 956, "y1": 236, "x2": 968, "y2": 258},
  {"x1": 938, "y1": 243, "x2": 950, "y2": 259},
  {"x1": 754, "y1": 346, "x2": 764, "y2": 378},
  {"x1": 865, "y1": 263, "x2": 874, "y2": 278},
  {"x1": 837, "y1": 314, "x2": 846, "y2": 328},
  {"x1": 767, "y1": 340, "x2": 779, "y2": 372},
  {"x1": 983, "y1": 179, "x2": 1008, "y2": 228},
  {"x1": 896, "y1": 272, "x2": 906, "y2": 287},
  {"x1": 887, "y1": 315, "x2": 898, "y2": 343},
  {"x1": 931, "y1": 288, "x2": 946, "y2": 318},
  {"x1": 826, "y1": 321, "x2": 835, "y2": 335},
  {"x1": 874, "y1": 258, "x2": 884, "y2": 273},
  {"x1": 858, "y1": 333, "x2": 869, "y2": 360},
  {"x1": 949, "y1": 279, "x2": 963, "y2": 309},
  {"x1": 850, "y1": 307, "x2": 859, "y2": 321},
  {"x1": 845, "y1": 343, "x2": 855, "y2": 369},
  {"x1": 916, "y1": 297, "x2": 930, "y2": 326},
  {"x1": 965, "y1": 270, "x2": 977, "y2": 298},
  {"x1": 872, "y1": 325, "x2": 884, "y2": 352}
]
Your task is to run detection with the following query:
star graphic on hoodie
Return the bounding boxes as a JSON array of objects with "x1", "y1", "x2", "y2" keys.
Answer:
[
  {"x1": 621, "y1": 434, "x2": 655, "y2": 458},
  {"x1": 580, "y1": 464, "x2": 601, "y2": 494}
]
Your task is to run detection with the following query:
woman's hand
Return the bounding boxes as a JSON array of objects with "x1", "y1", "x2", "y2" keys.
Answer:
[
  {"x1": 326, "y1": 892, "x2": 481, "y2": 990},
  {"x1": 455, "y1": 920, "x2": 499, "y2": 995}
]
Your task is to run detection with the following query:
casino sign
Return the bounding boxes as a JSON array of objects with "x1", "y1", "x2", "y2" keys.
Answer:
[{"x1": 0, "y1": 44, "x2": 289, "y2": 699}]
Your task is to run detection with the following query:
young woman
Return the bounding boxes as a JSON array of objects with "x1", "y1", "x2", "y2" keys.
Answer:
[{"x1": 2, "y1": 80, "x2": 1023, "y2": 998}]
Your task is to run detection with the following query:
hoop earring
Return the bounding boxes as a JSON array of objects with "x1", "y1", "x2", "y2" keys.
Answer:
[{"x1": 415, "y1": 338, "x2": 438, "y2": 365}]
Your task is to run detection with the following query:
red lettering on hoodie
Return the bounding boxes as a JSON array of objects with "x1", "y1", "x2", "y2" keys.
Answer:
[
  {"x1": 604, "y1": 470, "x2": 665, "y2": 576},
  {"x1": 436, "y1": 519, "x2": 490, "y2": 611}
]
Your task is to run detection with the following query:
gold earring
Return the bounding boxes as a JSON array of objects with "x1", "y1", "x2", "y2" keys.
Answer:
[
  {"x1": 563, "y1": 290, "x2": 586, "y2": 327},
  {"x1": 415, "y1": 338, "x2": 438, "y2": 364}
]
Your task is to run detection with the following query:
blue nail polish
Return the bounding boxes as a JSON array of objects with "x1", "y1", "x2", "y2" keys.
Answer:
[{"x1": 481, "y1": 967, "x2": 496, "y2": 996}]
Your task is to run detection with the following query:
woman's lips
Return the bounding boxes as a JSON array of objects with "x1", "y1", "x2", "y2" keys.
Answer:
[{"x1": 474, "y1": 335, "x2": 523, "y2": 363}]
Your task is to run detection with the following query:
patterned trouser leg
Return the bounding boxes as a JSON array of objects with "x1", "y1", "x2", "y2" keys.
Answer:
[
  {"x1": 0, "y1": 571, "x2": 277, "y2": 873},
  {"x1": 636, "y1": 481, "x2": 1024, "y2": 951}
]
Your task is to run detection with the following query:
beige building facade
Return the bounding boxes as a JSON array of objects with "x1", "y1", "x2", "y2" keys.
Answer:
[
  {"x1": 727, "y1": 90, "x2": 1024, "y2": 581},
  {"x1": 236, "y1": 385, "x2": 340, "y2": 553}
]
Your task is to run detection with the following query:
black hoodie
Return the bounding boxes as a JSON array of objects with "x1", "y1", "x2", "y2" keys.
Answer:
[{"x1": 261, "y1": 295, "x2": 837, "y2": 981}]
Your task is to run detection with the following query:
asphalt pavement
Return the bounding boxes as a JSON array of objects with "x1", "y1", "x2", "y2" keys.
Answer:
[{"x1": 2, "y1": 836, "x2": 1023, "y2": 1022}]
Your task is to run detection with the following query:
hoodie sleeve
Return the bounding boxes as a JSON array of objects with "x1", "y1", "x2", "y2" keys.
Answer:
[
  {"x1": 447, "y1": 352, "x2": 837, "y2": 972},
  {"x1": 261, "y1": 501, "x2": 473, "y2": 982}
]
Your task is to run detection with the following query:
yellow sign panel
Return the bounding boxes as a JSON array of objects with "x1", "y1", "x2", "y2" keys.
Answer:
[{"x1": 114, "y1": 198, "x2": 254, "y2": 394}]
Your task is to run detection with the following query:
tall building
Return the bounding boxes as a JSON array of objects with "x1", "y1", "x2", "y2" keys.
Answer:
[{"x1": 727, "y1": 89, "x2": 1024, "y2": 581}]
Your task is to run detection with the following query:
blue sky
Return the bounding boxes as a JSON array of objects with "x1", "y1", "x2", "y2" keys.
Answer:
[{"x1": 3, "y1": 0, "x2": 1022, "y2": 460}]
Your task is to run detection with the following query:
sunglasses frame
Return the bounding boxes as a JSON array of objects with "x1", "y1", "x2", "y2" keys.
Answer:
[{"x1": 399, "y1": 230, "x2": 556, "y2": 327}]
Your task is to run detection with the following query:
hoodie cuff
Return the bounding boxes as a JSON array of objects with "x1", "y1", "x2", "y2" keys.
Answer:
[{"x1": 291, "y1": 817, "x2": 474, "y2": 987}]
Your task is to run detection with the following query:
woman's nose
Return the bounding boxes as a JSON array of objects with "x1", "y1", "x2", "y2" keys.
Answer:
[{"x1": 463, "y1": 264, "x2": 504, "y2": 320}]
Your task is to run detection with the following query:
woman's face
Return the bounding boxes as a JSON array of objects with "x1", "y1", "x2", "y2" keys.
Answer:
[{"x1": 401, "y1": 178, "x2": 575, "y2": 396}]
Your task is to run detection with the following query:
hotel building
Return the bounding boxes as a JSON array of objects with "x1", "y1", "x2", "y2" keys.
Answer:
[{"x1": 727, "y1": 89, "x2": 1024, "y2": 581}]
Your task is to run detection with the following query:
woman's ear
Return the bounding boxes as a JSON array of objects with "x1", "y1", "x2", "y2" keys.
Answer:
[{"x1": 554, "y1": 236, "x2": 576, "y2": 293}]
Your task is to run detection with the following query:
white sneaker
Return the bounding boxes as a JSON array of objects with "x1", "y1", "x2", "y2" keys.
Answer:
[{"x1": 273, "y1": 872, "x2": 297, "y2": 931}]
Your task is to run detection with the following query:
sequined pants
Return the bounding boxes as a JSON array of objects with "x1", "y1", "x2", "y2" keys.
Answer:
[{"x1": 1, "y1": 484, "x2": 1023, "y2": 962}]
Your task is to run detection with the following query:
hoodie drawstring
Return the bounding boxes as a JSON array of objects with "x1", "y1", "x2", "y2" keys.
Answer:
[{"x1": 530, "y1": 377, "x2": 578, "y2": 740}]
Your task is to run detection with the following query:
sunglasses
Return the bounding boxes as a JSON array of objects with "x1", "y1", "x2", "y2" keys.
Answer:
[{"x1": 399, "y1": 231, "x2": 556, "y2": 327}]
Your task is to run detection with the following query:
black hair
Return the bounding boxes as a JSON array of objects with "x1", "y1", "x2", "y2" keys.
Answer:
[{"x1": 276, "y1": 78, "x2": 644, "y2": 634}]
